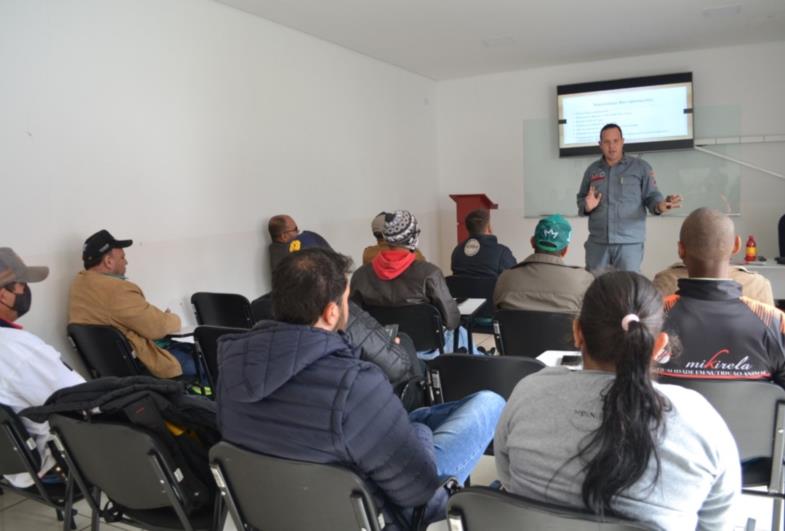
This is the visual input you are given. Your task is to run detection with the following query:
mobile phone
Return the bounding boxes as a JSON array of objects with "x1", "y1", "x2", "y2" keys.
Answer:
[{"x1": 383, "y1": 324, "x2": 399, "y2": 340}]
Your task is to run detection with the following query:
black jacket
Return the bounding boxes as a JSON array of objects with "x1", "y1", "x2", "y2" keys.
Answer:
[
  {"x1": 658, "y1": 279, "x2": 785, "y2": 387},
  {"x1": 345, "y1": 301, "x2": 419, "y2": 387},
  {"x1": 450, "y1": 234, "x2": 516, "y2": 278}
]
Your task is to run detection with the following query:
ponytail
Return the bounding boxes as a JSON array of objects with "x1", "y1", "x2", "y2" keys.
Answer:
[{"x1": 575, "y1": 272, "x2": 668, "y2": 515}]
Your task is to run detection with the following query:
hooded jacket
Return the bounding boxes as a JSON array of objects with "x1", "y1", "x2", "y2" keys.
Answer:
[
  {"x1": 350, "y1": 250, "x2": 460, "y2": 330},
  {"x1": 216, "y1": 321, "x2": 442, "y2": 520}
]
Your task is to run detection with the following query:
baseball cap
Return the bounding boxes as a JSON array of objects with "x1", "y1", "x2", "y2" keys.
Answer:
[
  {"x1": 0, "y1": 248, "x2": 49, "y2": 286},
  {"x1": 83, "y1": 230, "x2": 133, "y2": 269},
  {"x1": 371, "y1": 212, "x2": 387, "y2": 238},
  {"x1": 534, "y1": 215, "x2": 572, "y2": 252}
]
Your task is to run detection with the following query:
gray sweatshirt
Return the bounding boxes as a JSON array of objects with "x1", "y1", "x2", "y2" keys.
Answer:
[{"x1": 495, "y1": 367, "x2": 741, "y2": 530}]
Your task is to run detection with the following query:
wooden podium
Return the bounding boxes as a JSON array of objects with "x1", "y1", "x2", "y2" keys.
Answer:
[{"x1": 449, "y1": 194, "x2": 498, "y2": 243}]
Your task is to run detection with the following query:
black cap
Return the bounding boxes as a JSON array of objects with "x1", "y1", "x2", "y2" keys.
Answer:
[{"x1": 82, "y1": 230, "x2": 133, "y2": 269}]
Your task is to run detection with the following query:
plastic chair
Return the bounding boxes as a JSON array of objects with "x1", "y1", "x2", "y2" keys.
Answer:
[
  {"x1": 250, "y1": 293, "x2": 273, "y2": 323},
  {"x1": 658, "y1": 378, "x2": 785, "y2": 531},
  {"x1": 446, "y1": 486, "x2": 649, "y2": 530},
  {"x1": 492, "y1": 309, "x2": 574, "y2": 357},
  {"x1": 67, "y1": 324, "x2": 143, "y2": 378},
  {"x1": 426, "y1": 354, "x2": 545, "y2": 404},
  {"x1": 49, "y1": 414, "x2": 223, "y2": 531},
  {"x1": 210, "y1": 441, "x2": 437, "y2": 531},
  {"x1": 193, "y1": 325, "x2": 247, "y2": 389},
  {"x1": 364, "y1": 304, "x2": 445, "y2": 354},
  {"x1": 0, "y1": 404, "x2": 81, "y2": 530},
  {"x1": 190, "y1": 292, "x2": 253, "y2": 329}
]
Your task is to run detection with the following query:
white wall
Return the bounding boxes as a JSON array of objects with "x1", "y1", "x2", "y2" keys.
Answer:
[
  {"x1": 0, "y1": 0, "x2": 438, "y2": 371},
  {"x1": 436, "y1": 41, "x2": 785, "y2": 277}
]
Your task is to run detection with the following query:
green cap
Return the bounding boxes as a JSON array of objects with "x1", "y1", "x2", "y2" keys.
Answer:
[{"x1": 534, "y1": 215, "x2": 572, "y2": 252}]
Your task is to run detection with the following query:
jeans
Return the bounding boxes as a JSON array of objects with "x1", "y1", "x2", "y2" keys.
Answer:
[
  {"x1": 418, "y1": 326, "x2": 482, "y2": 360},
  {"x1": 408, "y1": 390, "x2": 505, "y2": 484},
  {"x1": 165, "y1": 340, "x2": 208, "y2": 385}
]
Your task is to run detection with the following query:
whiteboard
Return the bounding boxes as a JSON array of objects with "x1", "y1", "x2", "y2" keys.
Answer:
[{"x1": 523, "y1": 106, "x2": 741, "y2": 217}]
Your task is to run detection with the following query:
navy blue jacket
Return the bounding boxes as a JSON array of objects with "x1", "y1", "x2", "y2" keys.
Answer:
[
  {"x1": 216, "y1": 321, "x2": 442, "y2": 520},
  {"x1": 451, "y1": 234, "x2": 516, "y2": 278}
]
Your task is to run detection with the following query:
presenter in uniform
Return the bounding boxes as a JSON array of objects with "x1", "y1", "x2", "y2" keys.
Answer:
[{"x1": 577, "y1": 123, "x2": 682, "y2": 273}]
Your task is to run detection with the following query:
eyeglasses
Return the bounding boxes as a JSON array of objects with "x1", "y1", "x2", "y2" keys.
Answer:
[{"x1": 284, "y1": 226, "x2": 299, "y2": 235}]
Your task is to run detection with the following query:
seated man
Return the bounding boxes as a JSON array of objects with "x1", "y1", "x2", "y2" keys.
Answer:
[
  {"x1": 68, "y1": 230, "x2": 195, "y2": 380},
  {"x1": 654, "y1": 261, "x2": 774, "y2": 306},
  {"x1": 0, "y1": 248, "x2": 85, "y2": 488},
  {"x1": 363, "y1": 212, "x2": 425, "y2": 265},
  {"x1": 268, "y1": 214, "x2": 331, "y2": 272},
  {"x1": 657, "y1": 208, "x2": 785, "y2": 385},
  {"x1": 494, "y1": 215, "x2": 594, "y2": 313},
  {"x1": 350, "y1": 210, "x2": 476, "y2": 357},
  {"x1": 217, "y1": 248, "x2": 504, "y2": 527},
  {"x1": 451, "y1": 209, "x2": 516, "y2": 278}
]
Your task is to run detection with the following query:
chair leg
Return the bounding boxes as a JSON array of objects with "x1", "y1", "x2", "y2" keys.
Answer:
[
  {"x1": 772, "y1": 496, "x2": 783, "y2": 531},
  {"x1": 62, "y1": 473, "x2": 76, "y2": 531}
]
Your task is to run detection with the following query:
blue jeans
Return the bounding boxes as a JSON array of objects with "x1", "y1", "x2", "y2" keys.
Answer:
[
  {"x1": 408, "y1": 390, "x2": 505, "y2": 484},
  {"x1": 165, "y1": 340, "x2": 207, "y2": 384},
  {"x1": 418, "y1": 326, "x2": 482, "y2": 360}
]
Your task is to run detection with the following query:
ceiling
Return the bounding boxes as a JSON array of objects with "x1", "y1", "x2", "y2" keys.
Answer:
[{"x1": 216, "y1": 0, "x2": 785, "y2": 80}]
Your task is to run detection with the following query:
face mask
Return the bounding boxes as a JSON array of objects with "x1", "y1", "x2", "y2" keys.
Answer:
[{"x1": 3, "y1": 284, "x2": 32, "y2": 317}]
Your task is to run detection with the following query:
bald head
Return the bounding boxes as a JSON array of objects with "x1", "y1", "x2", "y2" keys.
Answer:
[
  {"x1": 268, "y1": 215, "x2": 298, "y2": 243},
  {"x1": 678, "y1": 208, "x2": 739, "y2": 278}
]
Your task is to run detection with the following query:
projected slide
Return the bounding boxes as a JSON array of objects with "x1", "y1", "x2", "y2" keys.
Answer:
[
  {"x1": 561, "y1": 84, "x2": 691, "y2": 146},
  {"x1": 557, "y1": 73, "x2": 693, "y2": 156}
]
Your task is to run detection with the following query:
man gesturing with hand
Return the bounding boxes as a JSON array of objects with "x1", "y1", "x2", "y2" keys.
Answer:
[{"x1": 577, "y1": 123, "x2": 681, "y2": 273}]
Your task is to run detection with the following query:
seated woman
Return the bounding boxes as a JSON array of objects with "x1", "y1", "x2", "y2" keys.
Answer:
[{"x1": 494, "y1": 271, "x2": 741, "y2": 530}]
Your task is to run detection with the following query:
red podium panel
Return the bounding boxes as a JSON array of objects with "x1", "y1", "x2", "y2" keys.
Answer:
[{"x1": 449, "y1": 194, "x2": 498, "y2": 243}]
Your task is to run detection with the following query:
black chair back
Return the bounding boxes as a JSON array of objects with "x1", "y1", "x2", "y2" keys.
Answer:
[
  {"x1": 67, "y1": 323, "x2": 142, "y2": 378},
  {"x1": 364, "y1": 304, "x2": 444, "y2": 353},
  {"x1": 427, "y1": 355, "x2": 544, "y2": 404},
  {"x1": 446, "y1": 275, "x2": 496, "y2": 311},
  {"x1": 493, "y1": 309, "x2": 574, "y2": 357},
  {"x1": 447, "y1": 486, "x2": 649, "y2": 530},
  {"x1": 1, "y1": 404, "x2": 80, "y2": 529},
  {"x1": 210, "y1": 441, "x2": 383, "y2": 531},
  {"x1": 50, "y1": 414, "x2": 219, "y2": 531},
  {"x1": 250, "y1": 293, "x2": 273, "y2": 323},
  {"x1": 779, "y1": 213, "x2": 785, "y2": 258},
  {"x1": 190, "y1": 292, "x2": 253, "y2": 329},
  {"x1": 0, "y1": 404, "x2": 39, "y2": 476},
  {"x1": 193, "y1": 325, "x2": 247, "y2": 388}
]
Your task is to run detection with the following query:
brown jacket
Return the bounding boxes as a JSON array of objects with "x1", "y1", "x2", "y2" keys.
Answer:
[
  {"x1": 68, "y1": 271, "x2": 182, "y2": 378},
  {"x1": 493, "y1": 253, "x2": 594, "y2": 314},
  {"x1": 653, "y1": 262, "x2": 774, "y2": 306},
  {"x1": 362, "y1": 244, "x2": 425, "y2": 265}
]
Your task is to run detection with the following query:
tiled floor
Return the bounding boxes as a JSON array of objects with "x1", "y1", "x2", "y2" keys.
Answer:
[{"x1": 0, "y1": 334, "x2": 777, "y2": 530}]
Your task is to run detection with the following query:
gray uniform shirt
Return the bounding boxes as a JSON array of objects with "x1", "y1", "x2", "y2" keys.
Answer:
[
  {"x1": 577, "y1": 155, "x2": 663, "y2": 244},
  {"x1": 495, "y1": 368, "x2": 740, "y2": 531}
]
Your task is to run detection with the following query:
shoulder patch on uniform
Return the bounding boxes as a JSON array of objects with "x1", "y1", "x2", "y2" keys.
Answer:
[
  {"x1": 740, "y1": 296, "x2": 784, "y2": 330},
  {"x1": 663, "y1": 294, "x2": 680, "y2": 312}
]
